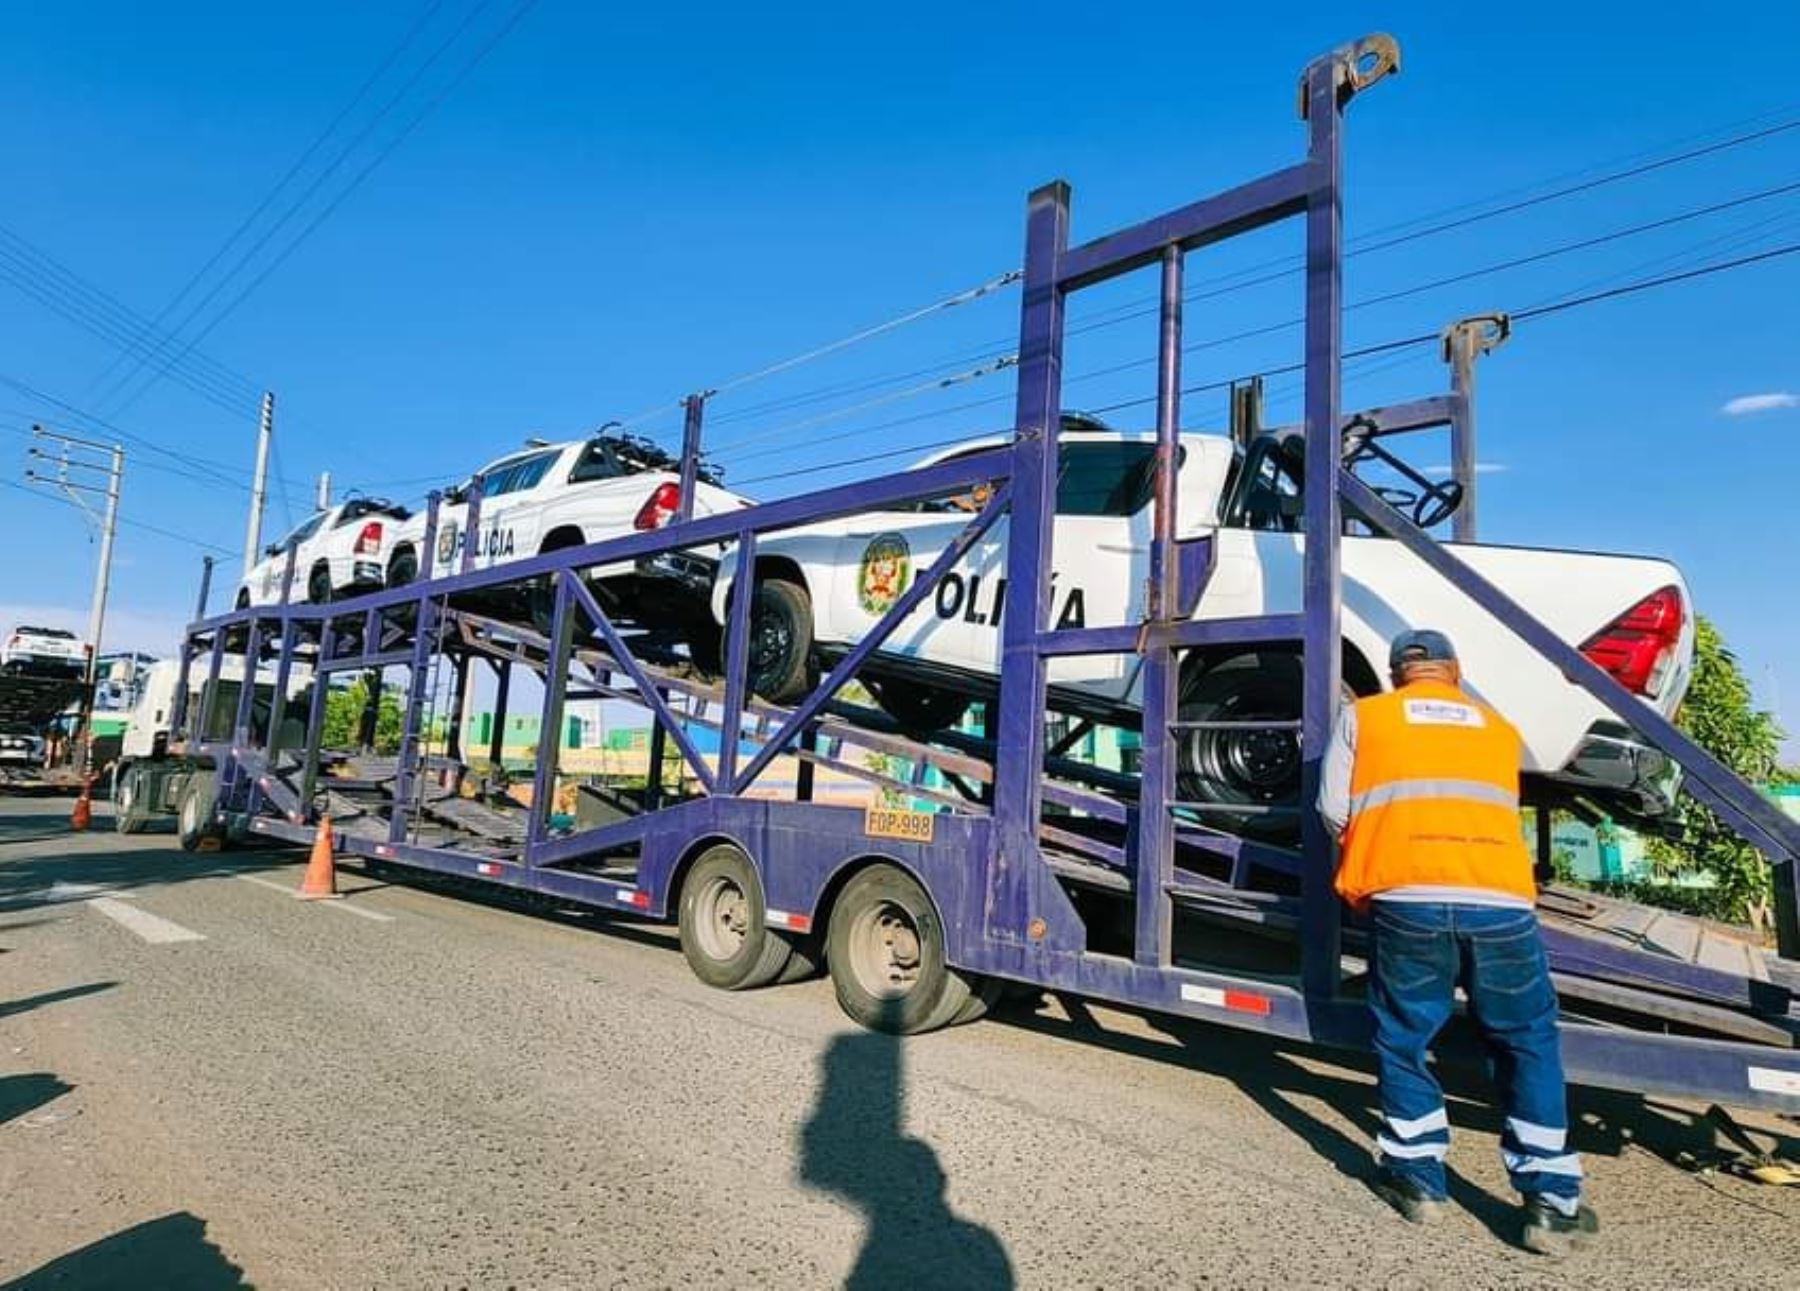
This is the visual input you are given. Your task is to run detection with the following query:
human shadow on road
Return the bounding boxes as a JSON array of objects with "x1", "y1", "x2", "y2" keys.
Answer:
[
  {"x1": 0, "y1": 1072, "x2": 73, "y2": 1126},
  {"x1": 799, "y1": 1001, "x2": 1013, "y2": 1290},
  {"x1": 1, "y1": 1211, "x2": 250, "y2": 1290},
  {"x1": 0, "y1": 981, "x2": 117, "y2": 1021}
]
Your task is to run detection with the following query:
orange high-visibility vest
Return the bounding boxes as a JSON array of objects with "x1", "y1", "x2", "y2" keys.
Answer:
[{"x1": 1335, "y1": 678, "x2": 1535, "y2": 907}]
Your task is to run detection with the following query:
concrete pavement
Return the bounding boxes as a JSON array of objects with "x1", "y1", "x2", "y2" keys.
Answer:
[{"x1": 2, "y1": 796, "x2": 1797, "y2": 1288}]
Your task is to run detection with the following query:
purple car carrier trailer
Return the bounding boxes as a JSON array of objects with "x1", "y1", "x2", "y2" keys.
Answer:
[{"x1": 158, "y1": 34, "x2": 1800, "y2": 1115}]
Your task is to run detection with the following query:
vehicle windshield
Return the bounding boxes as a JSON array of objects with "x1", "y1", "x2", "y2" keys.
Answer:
[
  {"x1": 917, "y1": 440, "x2": 1173, "y2": 517},
  {"x1": 277, "y1": 512, "x2": 329, "y2": 548}
]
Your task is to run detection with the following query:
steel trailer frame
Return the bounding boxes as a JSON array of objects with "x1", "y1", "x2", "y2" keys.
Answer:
[{"x1": 171, "y1": 34, "x2": 1800, "y2": 1114}]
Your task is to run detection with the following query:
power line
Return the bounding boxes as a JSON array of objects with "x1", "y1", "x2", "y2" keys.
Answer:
[
  {"x1": 0, "y1": 230, "x2": 262, "y2": 416},
  {"x1": 1, "y1": 477, "x2": 235, "y2": 555},
  {"x1": 82, "y1": 0, "x2": 449, "y2": 405},
  {"x1": 101, "y1": 0, "x2": 538, "y2": 420},
  {"x1": 698, "y1": 112, "x2": 1800, "y2": 440},
  {"x1": 610, "y1": 267, "x2": 1024, "y2": 432}
]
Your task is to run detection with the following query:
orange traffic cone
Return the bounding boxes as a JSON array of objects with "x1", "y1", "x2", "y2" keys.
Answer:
[
  {"x1": 297, "y1": 815, "x2": 343, "y2": 901},
  {"x1": 69, "y1": 778, "x2": 92, "y2": 832}
]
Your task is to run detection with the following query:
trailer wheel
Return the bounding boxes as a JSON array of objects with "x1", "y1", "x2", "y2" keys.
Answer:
[
  {"x1": 678, "y1": 844, "x2": 794, "y2": 990},
  {"x1": 115, "y1": 764, "x2": 150, "y2": 835},
  {"x1": 746, "y1": 578, "x2": 815, "y2": 703},
  {"x1": 1175, "y1": 651, "x2": 1303, "y2": 843},
  {"x1": 827, "y1": 864, "x2": 980, "y2": 1034},
  {"x1": 176, "y1": 773, "x2": 223, "y2": 853}
]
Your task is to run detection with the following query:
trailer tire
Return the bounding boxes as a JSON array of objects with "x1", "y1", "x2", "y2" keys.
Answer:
[
  {"x1": 677, "y1": 844, "x2": 794, "y2": 990},
  {"x1": 114, "y1": 764, "x2": 150, "y2": 835},
  {"x1": 827, "y1": 864, "x2": 980, "y2": 1034},
  {"x1": 746, "y1": 577, "x2": 815, "y2": 704},
  {"x1": 176, "y1": 773, "x2": 223, "y2": 853}
]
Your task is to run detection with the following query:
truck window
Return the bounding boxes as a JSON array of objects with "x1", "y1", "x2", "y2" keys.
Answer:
[
  {"x1": 278, "y1": 512, "x2": 328, "y2": 548},
  {"x1": 1054, "y1": 442, "x2": 1171, "y2": 517},
  {"x1": 482, "y1": 450, "x2": 560, "y2": 497},
  {"x1": 567, "y1": 441, "x2": 625, "y2": 483},
  {"x1": 919, "y1": 440, "x2": 1179, "y2": 517}
]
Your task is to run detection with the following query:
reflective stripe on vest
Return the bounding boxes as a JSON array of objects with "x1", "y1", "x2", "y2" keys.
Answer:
[
  {"x1": 1335, "y1": 680, "x2": 1535, "y2": 908},
  {"x1": 1348, "y1": 779, "x2": 1519, "y2": 814}
]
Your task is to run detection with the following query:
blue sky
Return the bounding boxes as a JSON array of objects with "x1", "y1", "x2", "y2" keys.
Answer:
[{"x1": 1, "y1": 2, "x2": 1797, "y2": 749}]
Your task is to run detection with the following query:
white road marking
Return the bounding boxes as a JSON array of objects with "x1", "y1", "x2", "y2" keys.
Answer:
[
  {"x1": 88, "y1": 896, "x2": 205, "y2": 944},
  {"x1": 21, "y1": 881, "x2": 139, "y2": 905},
  {"x1": 234, "y1": 873, "x2": 395, "y2": 922}
]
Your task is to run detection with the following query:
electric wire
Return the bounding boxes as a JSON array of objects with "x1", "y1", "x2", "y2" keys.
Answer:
[
  {"x1": 2, "y1": 477, "x2": 235, "y2": 555},
  {"x1": 698, "y1": 112, "x2": 1800, "y2": 437}
]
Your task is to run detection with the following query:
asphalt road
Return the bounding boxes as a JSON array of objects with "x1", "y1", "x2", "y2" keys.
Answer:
[{"x1": 2, "y1": 796, "x2": 1797, "y2": 1289}]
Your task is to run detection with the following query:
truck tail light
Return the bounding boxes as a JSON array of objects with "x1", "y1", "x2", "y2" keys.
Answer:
[
  {"x1": 1580, "y1": 585, "x2": 1684, "y2": 699},
  {"x1": 633, "y1": 482, "x2": 682, "y2": 531},
  {"x1": 354, "y1": 521, "x2": 384, "y2": 554}
]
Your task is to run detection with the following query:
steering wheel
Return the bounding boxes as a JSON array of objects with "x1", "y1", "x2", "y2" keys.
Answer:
[{"x1": 1413, "y1": 480, "x2": 1463, "y2": 530}]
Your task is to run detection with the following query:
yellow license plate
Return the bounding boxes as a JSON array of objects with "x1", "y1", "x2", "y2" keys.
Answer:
[{"x1": 864, "y1": 806, "x2": 935, "y2": 843}]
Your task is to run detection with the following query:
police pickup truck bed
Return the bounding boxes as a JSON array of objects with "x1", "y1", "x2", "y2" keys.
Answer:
[{"x1": 712, "y1": 421, "x2": 1693, "y2": 837}]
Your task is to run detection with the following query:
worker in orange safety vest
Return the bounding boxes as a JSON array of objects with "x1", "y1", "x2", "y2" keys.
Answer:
[{"x1": 1318, "y1": 629, "x2": 1598, "y2": 1257}]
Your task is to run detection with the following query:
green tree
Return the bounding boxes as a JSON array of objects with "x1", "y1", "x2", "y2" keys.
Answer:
[
  {"x1": 1645, "y1": 617, "x2": 1785, "y2": 930},
  {"x1": 320, "y1": 675, "x2": 405, "y2": 755}
]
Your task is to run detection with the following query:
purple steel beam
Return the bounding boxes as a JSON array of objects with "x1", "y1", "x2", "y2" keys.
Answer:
[
  {"x1": 193, "y1": 556, "x2": 215, "y2": 623},
  {"x1": 1131, "y1": 244, "x2": 1186, "y2": 968},
  {"x1": 564, "y1": 573, "x2": 717, "y2": 792},
  {"x1": 460, "y1": 475, "x2": 485, "y2": 575},
  {"x1": 715, "y1": 532, "x2": 757, "y2": 788},
  {"x1": 990, "y1": 180, "x2": 1071, "y2": 947},
  {"x1": 1298, "y1": 47, "x2": 1349, "y2": 1004},
  {"x1": 732, "y1": 484, "x2": 1013, "y2": 792},
  {"x1": 279, "y1": 540, "x2": 298, "y2": 605},
  {"x1": 525, "y1": 573, "x2": 577, "y2": 853},
  {"x1": 678, "y1": 393, "x2": 705, "y2": 523},
  {"x1": 1040, "y1": 613, "x2": 1307, "y2": 658},
  {"x1": 298, "y1": 619, "x2": 334, "y2": 813},
  {"x1": 1541, "y1": 924, "x2": 1789, "y2": 1014},
  {"x1": 1056, "y1": 164, "x2": 1311, "y2": 291},
  {"x1": 390, "y1": 495, "x2": 443, "y2": 843}
]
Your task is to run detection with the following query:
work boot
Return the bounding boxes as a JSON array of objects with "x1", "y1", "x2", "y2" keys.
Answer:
[
  {"x1": 1521, "y1": 1195, "x2": 1598, "y2": 1257},
  {"x1": 1372, "y1": 1167, "x2": 1447, "y2": 1226}
]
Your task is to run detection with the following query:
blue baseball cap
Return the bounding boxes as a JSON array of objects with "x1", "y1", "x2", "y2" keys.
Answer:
[{"x1": 1389, "y1": 629, "x2": 1458, "y2": 669}]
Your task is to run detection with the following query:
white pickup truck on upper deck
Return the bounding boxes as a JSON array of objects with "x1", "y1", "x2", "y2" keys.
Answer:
[{"x1": 711, "y1": 418, "x2": 1693, "y2": 838}]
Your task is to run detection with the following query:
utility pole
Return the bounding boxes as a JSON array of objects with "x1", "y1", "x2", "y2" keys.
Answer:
[
  {"x1": 243, "y1": 390, "x2": 274, "y2": 574},
  {"x1": 1440, "y1": 314, "x2": 1509, "y2": 543},
  {"x1": 25, "y1": 427, "x2": 124, "y2": 779},
  {"x1": 315, "y1": 470, "x2": 331, "y2": 512}
]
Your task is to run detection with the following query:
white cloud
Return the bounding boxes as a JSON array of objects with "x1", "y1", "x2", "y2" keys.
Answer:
[
  {"x1": 1721, "y1": 392, "x2": 1799, "y2": 416},
  {"x1": 1421, "y1": 463, "x2": 1508, "y2": 477},
  {"x1": 0, "y1": 602, "x2": 189, "y2": 657}
]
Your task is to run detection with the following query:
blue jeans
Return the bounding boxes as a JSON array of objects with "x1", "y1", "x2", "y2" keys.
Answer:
[{"x1": 1368, "y1": 902, "x2": 1582, "y2": 1204}]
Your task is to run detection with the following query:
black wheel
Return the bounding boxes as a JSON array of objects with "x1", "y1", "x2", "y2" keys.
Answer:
[
  {"x1": 684, "y1": 622, "x2": 724, "y2": 676},
  {"x1": 114, "y1": 764, "x2": 149, "y2": 835},
  {"x1": 677, "y1": 844, "x2": 794, "y2": 990},
  {"x1": 1175, "y1": 651, "x2": 1303, "y2": 843},
  {"x1": 870, "y1": 678, "x2": 972, "y2": 733},
  {"x1": 826, "y1": 863, "x2": 983, "y2": 1034},
  {"x1": 387, "y1": 546, "x2": 418, "y2": 589},
  {"x1": 234, "y1": 587, "x2": 251, "y2": 610},
  {"x1": 307, "y1": 564, "x2": 333, "y2": 605},
  {"x1": 176, "y1": 772, "x2": 222, "y2": 853},
  {"x1": 744, "y1": 578, "x2": 815, "y2": 703}
]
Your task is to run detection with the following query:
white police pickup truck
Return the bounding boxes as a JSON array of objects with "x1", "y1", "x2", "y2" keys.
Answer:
[
  {"x1": 712, "y1": 419, "x2": 1694, "y2": 837},
  {"x1": 234, "y1": 498, "x2": 412, "y2": 607},
  {"x1": 2, "y1": 625, "x2": 89, "y2": 678},
  {"x1": 384, "y1": 433, "x2": 749, "y2": 658}
]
